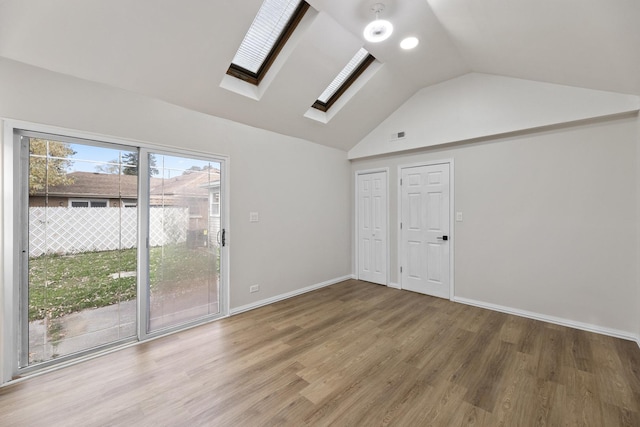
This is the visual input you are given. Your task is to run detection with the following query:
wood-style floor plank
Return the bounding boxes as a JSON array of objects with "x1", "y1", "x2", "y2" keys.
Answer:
[{"x1": 1, "y1": 279, "x2": 639, "y2": 426}]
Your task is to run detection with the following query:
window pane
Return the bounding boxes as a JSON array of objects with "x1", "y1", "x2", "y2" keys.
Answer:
[
  {"x1": 231, "y1": 0, "x2": 302, "y2": 73},
  {"x1": 317, "y1": 48, "x2": 370, "y2": 103},
  {"x1": 148, "y1": 154, "x2": 221, "y2": 331},
  {"x1": 25, "y1": 137, "x2": 137, "y2": 366}
]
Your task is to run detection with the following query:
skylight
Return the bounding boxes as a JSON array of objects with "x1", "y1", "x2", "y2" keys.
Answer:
[
  {"x1": 227, "y1": 0, "x2": 309, "y2": 85},
  {"x1": 312, "y1": 48, "x2": 375, "y2": 112}
]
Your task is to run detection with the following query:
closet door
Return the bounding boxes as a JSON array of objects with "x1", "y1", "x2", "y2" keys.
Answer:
[
  {"x1": 400, "y1": 163, "x2": 450, "y2": 299},
  {"x1": 357, "y1": 171, "x2": 387, "y2": 285}
]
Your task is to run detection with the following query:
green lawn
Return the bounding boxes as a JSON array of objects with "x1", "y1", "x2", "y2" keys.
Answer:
[{"x1": 28, "y1": 244, "x2": 217, "y2": 321}]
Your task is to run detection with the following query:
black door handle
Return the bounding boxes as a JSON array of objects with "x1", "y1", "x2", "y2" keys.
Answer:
[
  {"x1": 221, "y1": 229, "x2": 226, "y2": 247},
  {"x1": 437, "y1": 235, "x2": 448, "y2": 241}
]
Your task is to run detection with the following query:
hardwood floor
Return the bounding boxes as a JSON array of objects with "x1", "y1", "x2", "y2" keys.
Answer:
[{"x1": 1, "y1": 279, "x2": 639, "y2": 426}]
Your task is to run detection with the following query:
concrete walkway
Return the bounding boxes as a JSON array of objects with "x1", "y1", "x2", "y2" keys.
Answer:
[
  {"x1": 29, "y1": 284, "x2": 219, "y2": 364},
  {"x1": 29, "y1": 300, "x2": 136, "y2": 363}
]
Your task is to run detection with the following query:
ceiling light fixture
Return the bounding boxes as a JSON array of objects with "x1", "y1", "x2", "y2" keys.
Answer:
[
  {"x1": 400, "y1": 36, "x2": 419, "y2": 50},
  {"x1": 363, "y1": 3, "x2": 393, "y2": 43}
]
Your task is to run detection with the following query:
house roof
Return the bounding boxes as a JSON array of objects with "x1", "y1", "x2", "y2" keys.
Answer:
[
  {"x1": 34, "y1": 172, "x2": 139, "y2": 199},
  {"x1": 150, "y1": 169, "x2": 220, "y2": 198},
  {"x1": 0, "y1": 1, "x2": 638, "y2": 151},
  {"x1": 34, "y1": 170, "x2": 220, "y2": 201}
]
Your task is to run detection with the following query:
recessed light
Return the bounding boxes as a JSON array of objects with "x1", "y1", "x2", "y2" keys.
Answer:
[{"x1": 400, "y1": 37, "x2": 419, "y2": 50}]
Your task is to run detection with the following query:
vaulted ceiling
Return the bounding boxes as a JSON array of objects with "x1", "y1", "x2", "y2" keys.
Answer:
[{"x1": 0, "y1": 0, "x2": 638, "y2": 152}]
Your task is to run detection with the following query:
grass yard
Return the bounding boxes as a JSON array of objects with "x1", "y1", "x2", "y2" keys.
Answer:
[
  {"x1": 28, "y1": 244, "x2": 217, "y2": 321},
  {"x1": 29, "y1": 249, "x2": 137, "y2": 321}
]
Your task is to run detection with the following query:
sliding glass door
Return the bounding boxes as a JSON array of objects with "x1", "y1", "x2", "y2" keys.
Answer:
[
  {"x1": 16, "y1": 129, "x2": 226, "y2": 372},
  {"x1": 20, "y1": 132, "x2": 138, "y2": 368},
  {"x1": 145, "y1": 152, "x2": 222, "y2": 333}
]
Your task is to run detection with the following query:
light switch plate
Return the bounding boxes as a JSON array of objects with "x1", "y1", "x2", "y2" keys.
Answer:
[
  {"x1": 456, "y1": 211, "x2": 463, "y2": 222},
  {"x1": 249, "y1": 212, "x2": 259, "y2": 222}
]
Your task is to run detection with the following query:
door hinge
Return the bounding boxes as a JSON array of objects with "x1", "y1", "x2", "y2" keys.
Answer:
[
  {"x1": 400, "y1": 222, "x2": 402, "y2": 230},
  {"x1": 400, "y1": 266, "x2": 403, "y2": 273},
  {"x1": 400, "y1": 178, "x2": 403, "y2": 185}
]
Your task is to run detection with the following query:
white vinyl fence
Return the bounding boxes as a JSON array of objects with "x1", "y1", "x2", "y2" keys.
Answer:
[{"x1": 29, "y1": 207, "x2": 189, "y2": 257}]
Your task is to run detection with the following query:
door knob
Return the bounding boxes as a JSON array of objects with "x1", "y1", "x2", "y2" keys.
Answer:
[{"x1": 437, "y1": 235, "x2": 448, "y2": 241}]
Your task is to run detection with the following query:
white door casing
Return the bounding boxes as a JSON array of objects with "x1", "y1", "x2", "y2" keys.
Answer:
[
  {"x1": 357, "y1": 171, "x2": 387, "y2": 285},
  {"x1": 400, "y1": 163, "x2": 450, "y2": 298}
]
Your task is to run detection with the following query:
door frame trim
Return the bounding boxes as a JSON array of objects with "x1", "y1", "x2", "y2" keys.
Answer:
[
  {"x1": 354, "y1": 168, "x2": 390, "y2": 286},
  {"x1": 397, "y1": 159, "x2": 455, "y2": 300}
]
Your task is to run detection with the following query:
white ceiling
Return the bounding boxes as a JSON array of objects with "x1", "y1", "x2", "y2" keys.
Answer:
[{"x1": 0, "y1": 0, "x2": 638, "y2": 152}]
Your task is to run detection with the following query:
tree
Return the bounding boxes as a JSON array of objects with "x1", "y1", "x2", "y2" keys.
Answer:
[
  {"x1": 185, "y1": 165, "x2": 203, "y2": 173},
  {"x1": 94, "y1": 161, "x2": 121, "y2": 174},
  {"x1": 122, "y1": 152, "x2": 158, "y2": 176},
  {"x1": 182, "y1": 164, "x2": 216, "y2": 175},
  {"x1": 29, "y1": 139, "x2": 76, "y2": 194}
]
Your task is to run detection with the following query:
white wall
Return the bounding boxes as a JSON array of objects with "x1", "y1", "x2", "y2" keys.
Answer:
[
  {"x1": 0, "y1": 56, "x2": 352, "y2": 315},
  {"x1": 349, "y1": 73, "x2": 640, "y2": 160},
  {"x1": 352, "y1": 114, "x2": 640, "y2": 339},
  {"x1": 637, "y1": 116, "x2": 640, "y2": 345}
]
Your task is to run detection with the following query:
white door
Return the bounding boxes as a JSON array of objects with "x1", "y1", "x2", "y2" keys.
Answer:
[
  {"x1": 400, "y1": 163, "x2": 450, "y2": 298},
  {"x1": 357, "y1": 171, "x2": 387, "y2": 285}
]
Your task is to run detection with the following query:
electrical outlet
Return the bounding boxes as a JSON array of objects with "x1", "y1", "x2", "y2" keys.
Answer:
[{"x1": 250, "y1": 284, "x2": 260, "y2": 293}]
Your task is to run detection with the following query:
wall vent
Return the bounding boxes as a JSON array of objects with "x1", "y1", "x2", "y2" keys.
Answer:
[{"x1": 390, "y1": 131, "x2": 406, "y2": 141}]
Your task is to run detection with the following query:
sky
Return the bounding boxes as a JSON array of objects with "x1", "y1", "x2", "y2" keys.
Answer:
[{"x1": 67, "y1": 143, "x2": 220, "y2": 177}]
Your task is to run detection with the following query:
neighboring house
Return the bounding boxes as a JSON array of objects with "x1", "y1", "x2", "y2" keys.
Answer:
[
  {"x1": 148, "y1": 169, "x2": 219, "y2": 232},
  {"x1": 201, "y1": 179, "x2": 221, "y2": 246},
  {"x1": 29, "y1": 171, "x2": 138, "y2": 208},
  {"x1": 150, "y1": 168, "x2": 221, "y2": 246}
]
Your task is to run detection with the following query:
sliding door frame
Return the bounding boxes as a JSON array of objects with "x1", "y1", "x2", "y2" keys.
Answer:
[
  {"x1": 1, "y1": 119, "x2": 230, "y2": 384},
  {"x1": 16, "y1": 129, "x2": 143, "y2": 373},
  {"x1": 137, "y1": 147, "x2": 229, "y2": 341}
]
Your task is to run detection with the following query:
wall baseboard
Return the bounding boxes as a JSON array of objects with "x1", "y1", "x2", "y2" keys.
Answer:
[
  {"x1": 453, "y1": 296, "x2": 639, "y2": 344},
  {"x1": 387, "y1": 282, "x2": 400, "y2": 289},
  {"x1": 230, "y1": 275, "x2": 353, "y2": 316}
]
